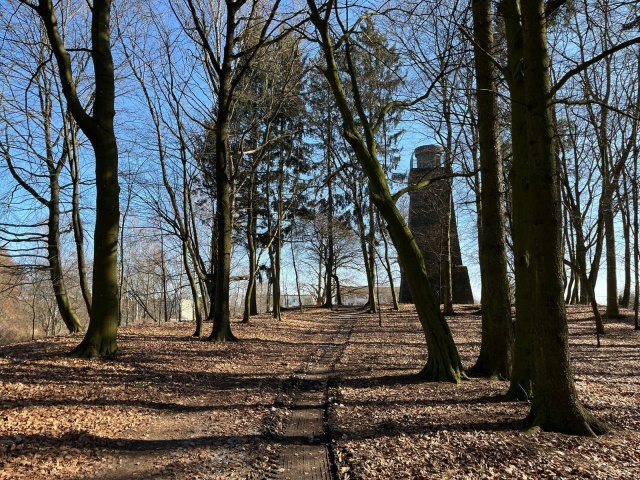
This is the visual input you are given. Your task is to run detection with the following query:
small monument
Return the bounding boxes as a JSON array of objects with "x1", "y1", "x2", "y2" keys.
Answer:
[{"x1": 398, "y1": 145, "x2": 474, "y2": 304}]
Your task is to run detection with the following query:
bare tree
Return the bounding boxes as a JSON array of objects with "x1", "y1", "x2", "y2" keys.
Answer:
[
  {"x1": 4, "y1": 0, "x2": 120, "y2": 357},
  {"x1": 176, "y1": 0, "x2": 289, "y2": 340},
  {"x1": 0, "y1": 14, "x2": 85, "y2": 333}
]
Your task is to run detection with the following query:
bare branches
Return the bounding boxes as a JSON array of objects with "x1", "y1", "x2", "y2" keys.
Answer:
[
  {"x1": 22, "y1": 0, "x2": 95, "y2": 135},
  {"x1": 391, "y1": 169, "x2": 476, "y2": 204},
  {"x1": 551, "y1": 35, "x2": 640, "y2": 98}
]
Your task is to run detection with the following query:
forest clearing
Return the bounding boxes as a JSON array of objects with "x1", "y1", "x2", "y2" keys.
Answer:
[{"x1": 1, "y1": 304, "x2": 638, "y2": 480}]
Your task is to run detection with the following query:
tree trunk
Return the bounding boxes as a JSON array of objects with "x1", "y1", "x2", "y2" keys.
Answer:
[
  {"x1": 634, "y1": 143, "x2": 639, "y2": 329},
  {"x1": 69, "y1": 127, "x2": 92, "y2": 314},
  {"x1": 207, "y1": 10, "x2": 237, "y2": 342},
  {"x1": 367, "y1": 198, "x2": 377, "y2": 312},
  {"x1": 292, "y1": 244, "x2": 303, "y2": 311},
  {"x1": 441, "y1": 85, "x2": 454, "y2": 316},
  {"x1": 441, "y1": 196, "x2": 454, "y2": 315},
  {"x1": 159, "y1": 230, "x2": 169, "y2": 322},
  {"x1": 70, "y1": 132, "x2": 120, "y2": 358},
  {"x1": 570, "y1": 203, "x2": 605, "y2": 334},
  {"x1": 290, "y1": 208, "x2": 304, "y2": 312},
  {"x1": 332, "y1": 273, "x2": 342, "y2": 306},
  {"x1": 563, "y1": 207, "x2": 576, "y2": 304},
  {"x1": 272, "y1": 230, "x2": 282, "y2": 320},
  {"x1": 324, "y1": 122, "x2": 334, "y2": 309},
  {"x1": 34, "y1": 0, "x2": 122, "y2": 359},
  {"x1": 272, "y1": 159, "x2": 284, "y2": 320},
  {"x1": 470, "y1": 0, "x2": 514, "y2": 379},
  {"x1": 500, "y1": 0, "x2": 533, "y2": 400},
  {"x1": 559, "y1": 133, "x2": 605, "y2": 332},
  {"x1": 585, "y1": 213, "x2": 603, "y2": 303},
  {"x1": 352, "y1": 183, "x2": 376, "y2": 312},
  {"x1": 317, "y1": 247, "x2": 324, "y2": 305},
  {"x1": 243, "y1": 173, "x2": 257, "y2": 324},
  {"x1": 378, "y1": 213, "x2": 399, "y2": 310},
  {"x1": 208, "y1": 111, "x2": 236, "y2": 341},
  {"x1": 620, "y1": 173, "x2": 631, "y2": 308},
  {"x1": 603, "y1": 193, "x2": 620, "y2": 316},
  {"x1": 380, "y1": 196, "x2": 466, "y2": 382},
  {"x1": 48, "y1": 175, "x2": 83, "y2": 333},
  {"x1": 309, "y1": 0, "x2": 465, "y2": 382},
  {"x1": 520, "y1": 0, "x2": 608, "y2": 435},
  {"x1": 118, "y1": 182, "x2": 132, "y2": 326},
  {"x1": 4, "y1": 109, "x2": 83, "y2": 334},
  {"x1": 183, "y1": 242, "x2": 203, "y2": 336}
]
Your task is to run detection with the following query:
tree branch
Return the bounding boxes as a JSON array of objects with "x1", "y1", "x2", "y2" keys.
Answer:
[
  {"x1": 550, "y1": 36, "x2": 640, "y2": 98},
  {"x1": 458, "y1": 25, "x2": 510, "y2": 79},
  {"x1": 391, "y1": 170, "x2": 477, "y2": 203}
]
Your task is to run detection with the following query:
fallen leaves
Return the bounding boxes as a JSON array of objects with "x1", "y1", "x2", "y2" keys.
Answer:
[
  {"x1": 328, "y1": 305, "x2": 640, "y2": 479},
  {"x1": 0, "y1": 305, "x2": 638, "y2": 479}
]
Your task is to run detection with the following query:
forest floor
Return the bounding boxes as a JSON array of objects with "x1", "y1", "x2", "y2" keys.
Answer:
[{"x1": 0, "y1": 304, "x2": 639, "y2": 479}]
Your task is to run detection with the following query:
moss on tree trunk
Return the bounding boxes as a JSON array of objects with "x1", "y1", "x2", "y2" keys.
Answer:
[
  {"x1": 33, "y1": 0, "x2": 120, "y2": 358},
  {"x1": 519, "y1": 0, "x2": 609, "y2": 435},
  {"x1": 308, "y1": 0, "x2": 465, "y2": 383}
]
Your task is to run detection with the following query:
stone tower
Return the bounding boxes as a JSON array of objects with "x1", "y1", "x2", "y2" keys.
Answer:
[{"x1": 399, "y1": 145, "x2": 474, "y2": 304}]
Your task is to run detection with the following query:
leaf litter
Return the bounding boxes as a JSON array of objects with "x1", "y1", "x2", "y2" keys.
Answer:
[{"x1": 0, "y1": 305, "x2": 638, "y2": 479}]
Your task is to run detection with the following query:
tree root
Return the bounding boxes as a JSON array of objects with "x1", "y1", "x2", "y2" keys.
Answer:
[
  {"x1": 418, "y1": 358, "x2": 467, "y2": 384},
  {"x1": 527, "y1": 405, "x2": 611, "y2": 436},
  {"x1": 68, "y1": 339, "x2": 118, "y2": 360}
]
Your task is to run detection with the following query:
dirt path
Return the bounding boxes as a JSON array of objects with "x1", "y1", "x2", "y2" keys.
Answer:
[{"x1": 261, "y1": 309, "x2": 355, "y2": 480}]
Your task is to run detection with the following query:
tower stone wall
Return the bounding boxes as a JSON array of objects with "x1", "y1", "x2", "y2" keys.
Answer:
[{"x1": 399, "y1": 145, "x2": 474, "y2": 304}]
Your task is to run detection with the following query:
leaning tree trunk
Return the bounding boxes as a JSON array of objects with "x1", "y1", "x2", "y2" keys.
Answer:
[
  {"x1": 377, "y1": 192, "x2": 466, "y2": 382},
  {"x1": 520, "y1": 0, "x2": 608, "y2": 435},
  {"x1": 309, "y1": 0, "x2": 465, "y2": 382},
  {"x1": 470, "y1": 0, "x2": 514, "y2": 379}
]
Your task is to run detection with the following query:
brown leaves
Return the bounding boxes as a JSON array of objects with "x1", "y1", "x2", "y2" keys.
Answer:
[
  {"x1": 328, "y1": 305, "x2": 640, "y2": 479},
  {"x1": 0, "y1": 306, "x2": 639, "y2": 479}
]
